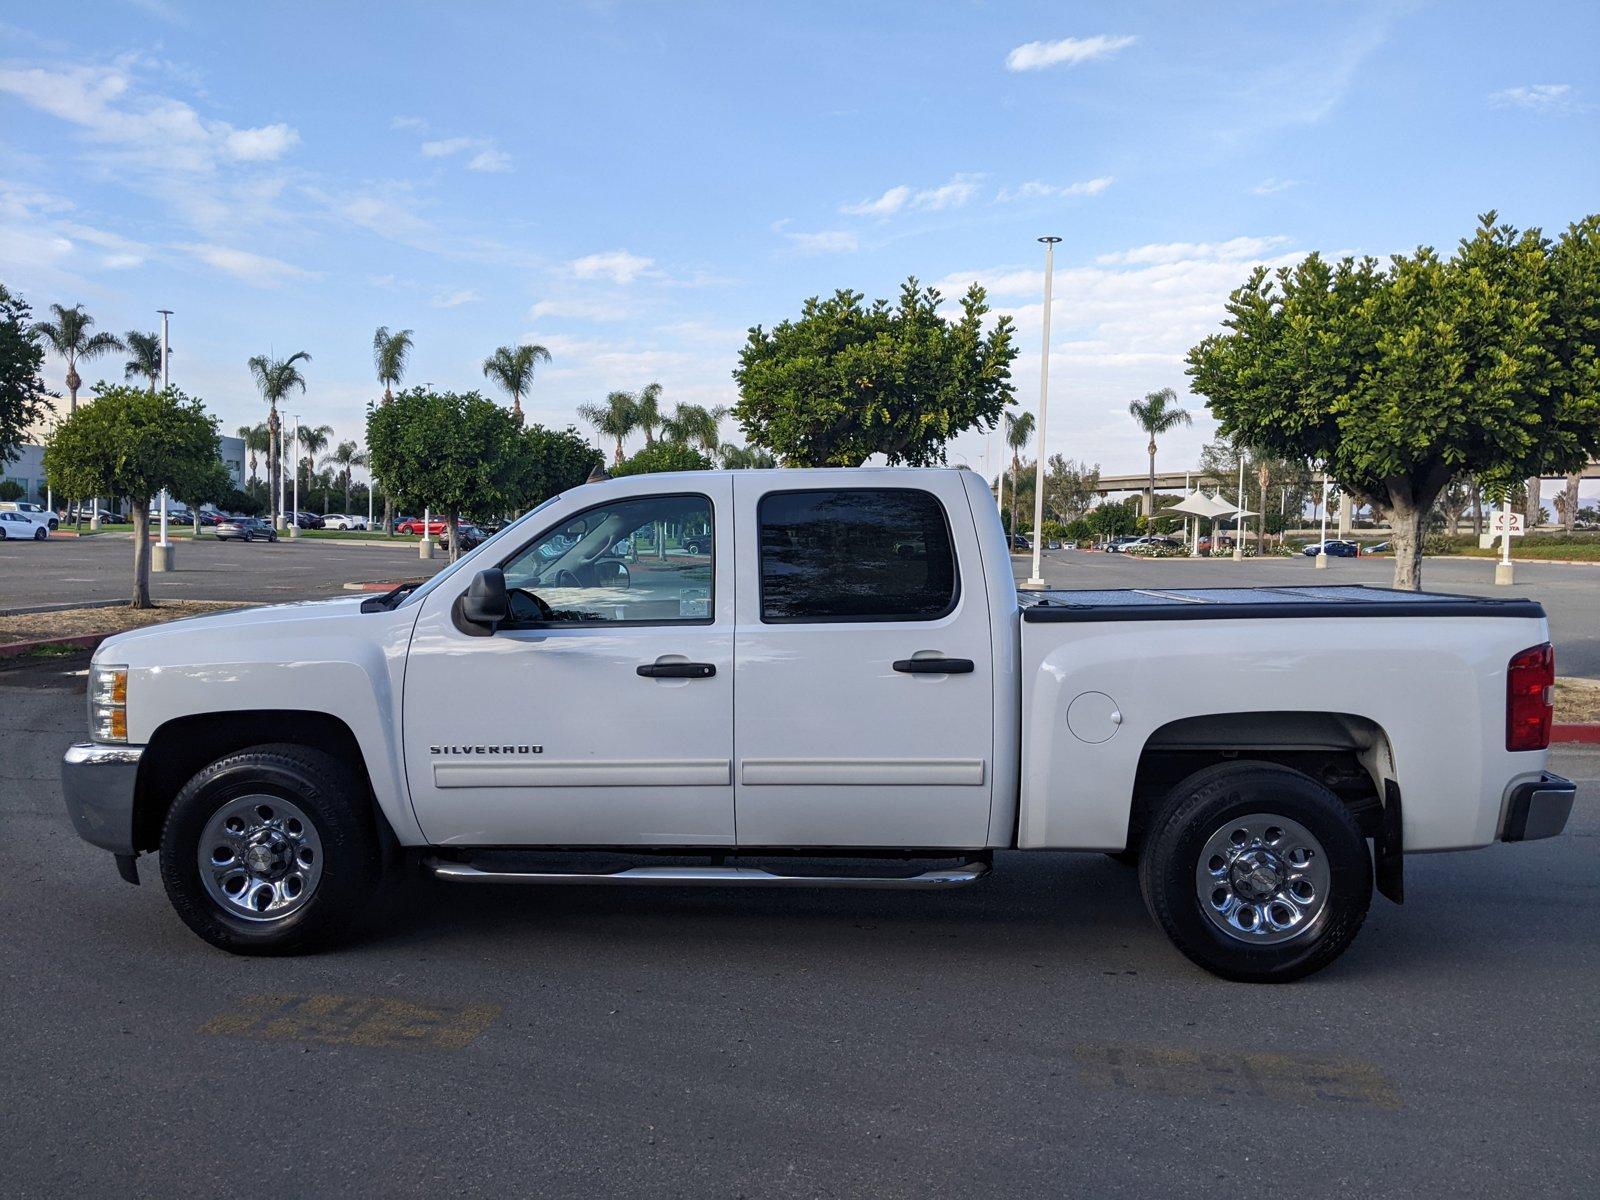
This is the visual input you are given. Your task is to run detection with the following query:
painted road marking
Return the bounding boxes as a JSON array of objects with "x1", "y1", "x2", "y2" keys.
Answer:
[
  {"x1": 201, "y1": 993, "x2": 501, "y2": 1051},
  {"x1": 1074, "y1": 1042, "x2": 1401, "y2": 1109}
]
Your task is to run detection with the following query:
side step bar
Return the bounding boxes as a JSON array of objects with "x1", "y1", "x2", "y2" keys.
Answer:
[{"x1": 424, "y1": 858, "x2": 990, "y2": 890}]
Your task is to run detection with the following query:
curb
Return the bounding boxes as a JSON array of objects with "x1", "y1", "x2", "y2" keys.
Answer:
[
  {"x1": 0, "y1": 632, "x2": 108, "y2": 660},
  {"x1": 1553, "y1": 724, "x2": 1600, "y2": 745},
  {"x1": 342, "y1": 580, "x2": 421, "y2": 592}
]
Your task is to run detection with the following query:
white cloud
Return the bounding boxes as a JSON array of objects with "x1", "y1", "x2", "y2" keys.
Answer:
[
  {"x1": 1489, "y1": 83, "x2": 1581, "y2": 112},
  {"x1": 178, "y1": 242, "x2": 315, "y2": 286},
  {"x1": 467, "y1": 147, "x2": 512, "y2": 173},
  {"x1": 1005, "y1": 35, "x2": 1136, "y2": 72},
  {"x1": 0, "y1": 64, "x2": 300, "y2": 174},
  {"x1": 570, "y1": 249, "x2": 653, "y2": 284},
  {"x1": 842, "y1": 185, "x2": 911, "y2": 217},
  {"x1": 997, "y1": 176, "x2": 1114, "y2": 202},
  {"x1": 390, "y1": 114, "x2": 429, "y2": 132},
  {"x1": 421, "y1": 136, "x2": 476, "y2": 158},
  {"x1": 840, "y1": 174, "x2": 982, "y2": 218},
  {"x1": 785, "y1": 229, "x2": 859, "y2": 254},
  {"x1": 1094, "y1": 236, "x2": 1291, "y2": 266},
  {"x1": 431, "y1": 288, "x2": 480, "y2": 308},
  {"x1": 529, "y1": 297, "x2": 633, "y2": 322},
  {"x1": 1251, "y1": 177, "x2": 1300, "y2": 196}
]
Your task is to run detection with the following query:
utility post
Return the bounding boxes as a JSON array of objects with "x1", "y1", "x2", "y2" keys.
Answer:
[
  {"x1": 1316, "y1": 470, "x2": 1330, "y2": 570},
  {"x1": 1023, "y1": 235, "x2": 1061, "y2": 590},
  {"x1": 289, "y1": 414, "x2": 301, "y2": 539},
  {"x1": 153, "y1": 309, "x2": 176, "y2": 572}
]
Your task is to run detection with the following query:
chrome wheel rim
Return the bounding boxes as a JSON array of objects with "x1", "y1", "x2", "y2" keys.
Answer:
[
  {"x1": 1195, "y1": 813, "x2": 1330, "y2": 944},
  {"x1": 198, "y1": 794, "x2": 323, "y2": 922}
]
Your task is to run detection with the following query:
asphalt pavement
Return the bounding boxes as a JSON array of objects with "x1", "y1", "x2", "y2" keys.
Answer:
[{"x1": 1, "y1": 654, "x2": 1596, "y2": 1198}]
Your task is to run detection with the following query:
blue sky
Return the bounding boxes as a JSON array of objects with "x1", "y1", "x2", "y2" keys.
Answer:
[{"x1": 3, "y1": 0, "x2": 1596, "y2": 487}]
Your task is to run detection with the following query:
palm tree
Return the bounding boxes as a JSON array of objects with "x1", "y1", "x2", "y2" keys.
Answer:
[
  {"x1": 235, "y1": 423, "x2": 270, "y2": 489},
  {"x1": 1128, "y1": 387, "x2": 1192, "y2": 517},
  {"x1": 124, "y1": 331, "x2": 164, "y2": 391},
  {"x1": 324, "y1": 440, "x2": 368, "y2": 513},
  {"x1": 296, "y1": 423, "x2": 335, "y2": 502},
  {"x1": 372, "y1": 326, "x2": 413, "y2": 403},
  {"x1": 34, "y1": 304, "x2": 123, "y2": 528},
  {"x1": 1004, "y1": 409, "x2": 1034, "y2": 539},
  {"x1": 577, "y1": 391, "x2": 640, "y2": 465},
  {"x1": 482, "y1": 342, "x2": 551, "y2": 422},
  {"x1": 634, "y1": 381, "x2": 664, "y2": 445},
  {"x1": 248, "y1": 351, "x2": 311, "y2": 527},
  {"x1": 662, "y1": 403, "x2": 727, "y2": 452},
  {"x1": 33, "y1": 303, "x2": 123, "y2": 416},
  {"x1": 718, "y1": 443, "x2": 776, "y2": 469}
]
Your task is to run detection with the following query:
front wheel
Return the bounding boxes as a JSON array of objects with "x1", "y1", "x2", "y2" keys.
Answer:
[
  {"x1": 34, "y1": 527, "x2": 47, "y2": 540},
  {"x1": 158, "y1": 743, "x2": 382, "y2": 954},
  {"x1": 1138, "y1": 761, "x2": 1372, "y2": 983}
]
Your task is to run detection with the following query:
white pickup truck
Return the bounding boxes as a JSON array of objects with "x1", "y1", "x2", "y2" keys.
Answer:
[{"x1": 63, "y1": 467, "x2": 1575, "y2": 981}]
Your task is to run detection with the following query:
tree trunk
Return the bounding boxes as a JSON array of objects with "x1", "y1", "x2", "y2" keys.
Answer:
[
  {"x1": 447, "y1": 508, "x2": 460, "y2": 564},
  {"x1": 1146, "y1": 441, "x2": 1156, "y2": 518},
  {"x1": 1386, "y1": 494, "x2": 1426, "y2": 591},
  {"x1": 1524, "y1": 476, "x2": 1541, "y2": 529},
  {"x1": 131, "y1": 498, "x2": 152, "y2": 609},
  {"x1": 267, "y1": 407, "x2": 281, "y2": 526},
  {"x1": 1560, "y1": 472, "x2": 1580, "y2": 531},
  {"x1": 1471, "y1": 482, "x2": 1483, "y2": 536},
  {"x1": 1010, "y1": 454, "x2": 1020, "y2": 537}
]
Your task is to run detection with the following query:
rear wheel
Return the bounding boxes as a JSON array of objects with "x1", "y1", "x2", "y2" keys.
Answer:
[
  {"x1": 1138, "y1": 760, "x2": 1372, "y2": 983},
  {"x1": 159, "y1": 743, "x2": 382, "y2": 955},
  {"x1": 34, "y1": 527, "x2": 47, "y2": 540}
]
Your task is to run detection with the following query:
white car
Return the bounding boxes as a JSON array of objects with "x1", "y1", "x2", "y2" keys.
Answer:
[
  {"x1": 322, "y1": 514, "x2": 367, "y2": 530},
  {"x1": 0, "y1": 501, "x2": 58, "y2": 531},
  {"x1": 0, "y1": 509, "x2": 50, "y2": 540},
  {"x1": 62, "y1": 467, "x2": 1574, "y2": 982}
]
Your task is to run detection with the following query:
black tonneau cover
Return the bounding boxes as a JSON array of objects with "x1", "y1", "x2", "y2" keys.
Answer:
[{"x1": 1019, "y1": 584, "x2": 1545, "y2": 623}]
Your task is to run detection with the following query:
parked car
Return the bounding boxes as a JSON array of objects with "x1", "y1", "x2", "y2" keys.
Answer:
[
  {"x1": 682, "y1": 529, "x2": 712, "y2": 555},
  {"x1": 285, "y1": 511, "x2": 325, "y2": 530},
  {"x1": 1105, "y1": 535, "x2": 1142, "y2": 553},
  {"x1": 1, "y1": 501, "x2": 58, "y2": 531},
  {"x1": 215, "y1": 517, "x2": 278, "y2": 543},
  {"x1": 323, "y1": 514, "x2": 368, "y2": 531},
  {"x1": 396, "y1": 517, "x2": 448, "y2": 537},
  {"x1": 440, "y1": 522, "x2": 485, "y2": 550},
  {"x1": 66, "y1": 507, "x2": 117, "y2": 524},
  {"x1": 0, "y1": 510, "x2": 50, "y2": 540},
  {"x1": 1009, "y1": 533, "x2": 1032, "y2": 551},
  {"x1": 1303, "y1": 539, "x2": 1360, "y2": 558},
  {"x1": 62, "y1": 467, "x2": 1574, "y2": 981}
]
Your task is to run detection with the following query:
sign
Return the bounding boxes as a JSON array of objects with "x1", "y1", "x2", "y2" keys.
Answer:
[{"x1": 1480, "y1": 509, "x2": 1525, "y2": 551}]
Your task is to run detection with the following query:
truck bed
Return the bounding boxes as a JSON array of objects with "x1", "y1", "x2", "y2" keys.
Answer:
[{"x1": 1018, "y1": 584, "x2": 1545, "y2": 623}]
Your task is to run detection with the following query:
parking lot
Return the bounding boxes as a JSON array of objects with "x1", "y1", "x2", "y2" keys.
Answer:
[{"x1": 1, "y1": 542, "x2": 1597, "y2": 1196}]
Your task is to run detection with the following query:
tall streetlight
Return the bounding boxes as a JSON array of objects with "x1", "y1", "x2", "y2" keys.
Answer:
[
  {"x1": 1025, "y1": 235, "x2": 1061, "y2": 589},
  {"x1": 289, "y1": 414, "x2": 301, "y2": 539},
  {"x1": 153, "y1": 310, "x2": 175, "y2": 572}
]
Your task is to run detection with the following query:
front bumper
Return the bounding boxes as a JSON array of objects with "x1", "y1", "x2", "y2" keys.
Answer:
[
  {"x1": 62, "y1": 742, "x2": 144, "y2": 855},
  {"x1": 1501, "y1": 772, "x2": 1577, "y2": 842}
]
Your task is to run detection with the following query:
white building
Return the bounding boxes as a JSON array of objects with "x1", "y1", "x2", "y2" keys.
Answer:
[{"x1": 2, "y1": 435, "x2": 246, "y2": 509}]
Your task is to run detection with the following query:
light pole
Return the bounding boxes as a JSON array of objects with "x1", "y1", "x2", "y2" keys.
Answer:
[
  {"x1": 1316, "y1": 469, "x2": 1330, "y2": 570},
  {"x1": 1025, "y1": 235, "x2": 1061, "y2": 589},
  {"x1": 153, "y1": 310, "x2": 175, "y2": 571},
  {"x1": 1232, "y1": 453, "x2": 1246, "y2": 561},
  {"x1": 289, "y1": 414, "x2": 301, "y2": 538}
]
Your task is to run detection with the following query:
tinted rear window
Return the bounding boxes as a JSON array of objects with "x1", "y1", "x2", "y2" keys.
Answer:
[{"x1": 758, "y1": 488, "x2": 959, "y2": 622}]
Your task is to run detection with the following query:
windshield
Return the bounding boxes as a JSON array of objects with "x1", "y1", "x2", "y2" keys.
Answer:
[{"x1": 397, "y1": 493, "x2": 566, "y2": 610}]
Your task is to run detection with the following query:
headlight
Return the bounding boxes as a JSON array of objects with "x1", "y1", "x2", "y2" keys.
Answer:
[{"x1": 90, "y1": 664, "x2": 128, "y2": 743}]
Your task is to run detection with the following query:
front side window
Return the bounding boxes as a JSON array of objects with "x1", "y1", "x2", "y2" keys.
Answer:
[
  {"x1": 500, "y1": 493, "x2": 713, "y2": 625},
  {"x1": 759, "y1": 488, "x2": 958, "y2": 623}
]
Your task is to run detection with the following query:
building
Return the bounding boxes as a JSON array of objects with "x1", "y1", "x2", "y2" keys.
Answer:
[{"x1": 1, "y1": 436, "x2": 246, "y2": 509}]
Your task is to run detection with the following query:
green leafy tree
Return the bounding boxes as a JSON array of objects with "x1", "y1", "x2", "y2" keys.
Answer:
[
  {"x1": 0, "y1": 478, "x2": 23, "y2": 501},
  {"x1": 248, "y1": 350, "x2": 311, "y2": 527},
  {"x1": 44, "y1": 385, "x2": 228, "y2": 607},
  {"x1": 518, "y1": 424, "x2": 603, "y2": 506},
  {"x1": 123, "y1": 331, "x2": 164, "y2": 390},
  {"x1": 1004, "y1": 409, "x2": 1034, "y2": 542},
  {"x1": 1187, "y1": 212, "x2": 1600, "y2": 588},
  {"x1": 0, "y1": 284, "x2": 51, "y2": 470},
  {"x1": 482, "y1": 342, "x2": 551, "y2": 422},
  {"x1": 1127, "y1": 387, "x2": 1192, "y2": 516},
  {"x1": 1044, "y1": 455, "x2": 1099, "y2": 523},
  {"x1": 611, "y1": 441, "x2": 713, "y2": 477},
  {"x1": 577, "y1": 390, "x2": 640, "y2": 464},
  {"x1": 733, "y1": 279, "x2": 1017, "y2": 466},
  {"x1": 1085, "y1": 499, "x2": 1139, "y2": 540}
]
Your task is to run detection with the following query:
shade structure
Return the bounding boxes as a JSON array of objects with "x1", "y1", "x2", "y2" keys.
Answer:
[{"x1": 1169, "y1": 490, "x2": 1238, "y2": 519}]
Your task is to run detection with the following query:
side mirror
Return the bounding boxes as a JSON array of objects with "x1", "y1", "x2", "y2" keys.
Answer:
[{"x1": 461, "y1": 567, "x2": 509, "y2": 628}]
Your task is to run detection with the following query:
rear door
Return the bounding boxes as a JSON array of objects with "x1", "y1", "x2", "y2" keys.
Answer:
[{"x1": 732, "y1": 474, "x2": 995, "y2": 848}]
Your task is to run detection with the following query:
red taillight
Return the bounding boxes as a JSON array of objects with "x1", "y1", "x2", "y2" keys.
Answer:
[{"x1": 1506, "y1": 642, "x2": 1554, "y2": 751}]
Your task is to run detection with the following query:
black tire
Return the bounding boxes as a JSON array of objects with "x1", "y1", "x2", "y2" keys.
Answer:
[
  {"x1": 158, "y1": 743, "x2": 382, "y2": 955},
  {"x1": 1138, "y1": 760, "x2": 1372, "y2": 983},
  {"x1": 34, "y1": 527, "x2": 47, "y2": 540}
]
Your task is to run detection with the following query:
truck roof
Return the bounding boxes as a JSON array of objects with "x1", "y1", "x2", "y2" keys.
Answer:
[{"x1": 1019, "y1": 584, "x2": 1545, "y2": 622}]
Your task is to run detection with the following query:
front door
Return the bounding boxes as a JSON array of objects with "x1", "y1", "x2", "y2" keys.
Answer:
[
  {"x1": 731, "y1": 476, "x2": 996, "y2": 848},
  {"x1": 402, "y1": 478, "x2": 735, "y2": 846}
]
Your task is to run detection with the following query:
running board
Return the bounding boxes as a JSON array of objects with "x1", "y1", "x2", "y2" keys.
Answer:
[{"x1": 424, "y1": 858, "x2": 990, "y2": 890}]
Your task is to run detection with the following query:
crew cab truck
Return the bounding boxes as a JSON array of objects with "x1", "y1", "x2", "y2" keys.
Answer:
[{"x1": 62, "y1": 468, "x2": 1576, "y2": 982}]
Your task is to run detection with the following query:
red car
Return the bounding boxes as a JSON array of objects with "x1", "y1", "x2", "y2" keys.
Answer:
[{"x1": 395, "y1": 517, "x2": 448, "y2": 536}]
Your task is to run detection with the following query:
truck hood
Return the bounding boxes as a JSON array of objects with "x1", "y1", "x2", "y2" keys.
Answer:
[{"x1": 94, "y1": 595, "x2": 375, "y2": 662}]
